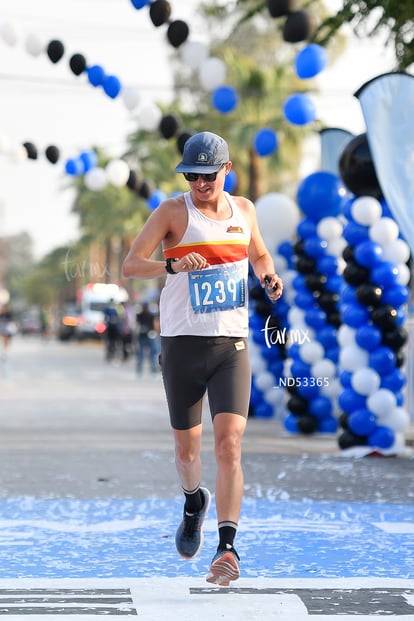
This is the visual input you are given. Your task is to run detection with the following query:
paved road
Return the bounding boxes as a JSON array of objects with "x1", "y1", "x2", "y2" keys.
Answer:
[{"x1": 0, "y1": 336, "x2": 413, "y2": 619}]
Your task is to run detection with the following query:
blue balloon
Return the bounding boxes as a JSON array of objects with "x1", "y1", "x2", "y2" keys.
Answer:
[
  {"x1": 254, "y1": 402, "x2": 274, "y2": 418},
  {"x1": 317, "y1": 255, "x2": 338, "y2": 275},
  {"x1": 284, "y1": 413, "x2": 299, "y2": 433},
  {"x1": 87, "y1": 64, "x2": 106, "y2": 87},
  {"x1": 253, "y1": 128, "x2": 279, "y2": 156},
  {"x1": 339, "y1": 369, "x2": 353, "y2": 388},
  {"x1": 305, "y1": 308, "x2": 327, "y2": 329},
  {"x1": 381, "y1": 368, "x2": 406, "y2": 392},
  {"x1": 348, "y1": 408, "x2": 377, "y2": 436},
  {"x1": 103, "y1": 75, "x2": 122, "y2": 99},
  {"x1": 130, "y1": 0, "x2": 150, "y2": 7},
  {"x1": 325, "y1": 275, "x2": 342, "y2": 293},
  {"x1": 318, "y1": 325, "x2": 338, "y2": 349},
  {"x1": 341, "y1": 284, "x2": 358, "y2": 304},
  {"x1": 65, "y1": 158, "x2": 83, "y2": 176},
  {"x1": 325, "y1": 346, "x2": 339, "y2": 363},
  {"x1": 318, "y1": 416, "x2": 338, "y2": 433},
  {"x1": 291, "y1": 360, "x2": 311, "y2": 377},
  {"x1": 368, "y1": 426, "x2": 395, "y2": 450},
  {"x1": 371, "y1": 262, "x2": 400, "y2": 287},
  {"x1": 355, "y1": 324, "x2": 382, "y2": 351},
  {"x1": 294, "y1": 291, "x2": 315, "y2": 310},
  {"x1": 278, "y1": 241, "x2": 294, "y2": 262},
  {"x1": 295, "y1": 44, "x2": 328, "y2": 78},
  {"x1": 309, "y1": 396, "x2": 332, "y2": 418},
  {"x1": 212, "y1": 85, "x2": 238, "y2": 114},
  {"x1": 342, "y1": 221, "x2": 369, "y2": 245},
  {"x1": 292, "y1": 273, "x2": 307, "y2": 291},
  {"x1": 224, "y1": 169, "x2": 238, "y2": 192},
  {"x1": 303, "y1": 236, "x2": 327, "y2": 258},
  {"x1": 79, "y1": 150, "x2": 97, "y2": 173},
  {"x1": 297, "y1": 218, "x2": 317, "y2": 239},
  {"x1": 283, "y1": 93, "x2": 316, "y2": 125},
  {"x1": 354, "y1": 240, "x2": 383, "y2": 267},
  {"x1": 381, "y1": 284, "x2": 409, "y2": 307},
  {"x1": 297, "y1": 382, "x2": 320, "y2": 399},
  {"x1": 296, "y1": 172, "x2": 347, "y2": 222},
  {"x1": 341, "y1": 302, "x2": 369, "y2": 328},
  {"x1": 369, "y1": 346, "x2": 396, "y2": 375},
  {"x1": 147, "y1": 189, "x2": 167, "y2": 210},
  {"x1": 338, "y1": 388, "x2": 366, "y2": 414}
]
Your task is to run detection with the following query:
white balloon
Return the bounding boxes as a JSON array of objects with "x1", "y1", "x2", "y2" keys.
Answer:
[
  {"x1": 339, "y1": 345, "x2": 368, "y2": 372},
  {"x1": 0, "y1": 21, "x2": 21, "y2": 46},
  {"x1": 254, "y1": 371, "x2": 275, "y2": 392},
  {"x1": 198, "y1": 57, "x2": 226, "y2": 91},
  {"x1": 321, "y1": 377, "x2": 341, "y2": 398},
  {"x1": 105, "y1": 159, "x2": 130, "y2": 187},
  {"x1": 300, "y1": 341, "x2": 324, "y2": 364},
  {"x1": 317, "y1": 217, "x2": 343, "y2": 240},
  {"x1": 351, "y1": 196, "x2": 382, "y2": 225},
  {"x1": 139, "y1": 102, "x2": 162, "y2": 131},
  {"x1": 181, "y1": 40, "x2": 209, "y2": 70},
  {"x1": 122, "y1": 87, "x2": 141, "y2": 111},
  {"x1": 367, "y1": 388, "x2": 397, "y2": 417},
  {"x1": 250, "y1": 353, "x2": 266, "y2": 374},
  {"x1": 311, "y1": 358, "x2": 336, "y2": 379},
  {"x1": 337, "y1": 324, "x2": 356, "y2": 347},
  {"x1": 288, "y1": 306, "x2": 305, "y2": 327},
  {"x1": 9, "y1": 145, "x2": 27, "y2": 162},
  {"x1": 327, "y1": 237, "x2": 347, "y2": 257},
  {"x1": 369, "y1": 217, "x2": 399, "y2": 245},
  {"x1": 84, "y1": 168, "x2": 107, "y2": 192},
  {"x1": 256, "y1": 193, "x2": 300, "y2": 247},
  {"x1": 0, "y1": 135, "x2": 11, "y2": 153},
  {"x1": 264, "y1": 386, "x2": 285, "y2": 407},
  {"x1": 273, "y1": 253, "x2": 288, "y2": 273},
  {"x1": 376, "y1": 407, "x2": 410, "y2": 432},
  {"x1": 382, "y1": 238, "x2": 410, "y2": 264},
  {"x1": 396, "y1": 263, "x2": 410, "y2": 286},
  {"x1": 25, "y1": 33, "x2": 44, "y2": 56},
  {"x1": 351, "y1": 367, "x2": 381, "y2": 396}
]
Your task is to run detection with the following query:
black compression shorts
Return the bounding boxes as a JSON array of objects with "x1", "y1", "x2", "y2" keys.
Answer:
[{"x1": 160, "y1": 335, "x2": 251, "y2": 430}]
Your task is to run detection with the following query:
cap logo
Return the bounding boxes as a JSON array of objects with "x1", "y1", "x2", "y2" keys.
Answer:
[{"x1": 197, "y1": 152, "x2": 208, "y2": 162}]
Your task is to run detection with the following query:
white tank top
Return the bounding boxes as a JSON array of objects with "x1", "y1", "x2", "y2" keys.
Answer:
[{"x1": 160, "y1": 192, "x2": 251, "y2": 337}]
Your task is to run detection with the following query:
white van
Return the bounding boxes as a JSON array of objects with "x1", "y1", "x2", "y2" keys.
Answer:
[{"x1": 76, "y1": 283, "x2": 128, "y2": 339}]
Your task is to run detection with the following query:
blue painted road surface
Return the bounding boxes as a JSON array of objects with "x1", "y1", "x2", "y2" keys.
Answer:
[{"x1": 0, "y1": 496, "x2": 411, "y2": 580}]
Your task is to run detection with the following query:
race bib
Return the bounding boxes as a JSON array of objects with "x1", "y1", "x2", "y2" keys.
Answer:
[{"x1": 188, "y1": 265, "x2": 246, "y2": 314}]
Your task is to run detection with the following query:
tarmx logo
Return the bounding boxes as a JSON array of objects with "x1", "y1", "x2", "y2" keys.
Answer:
[{"x1": 261, "y1": 316, "x2": 311, "y2": 349}]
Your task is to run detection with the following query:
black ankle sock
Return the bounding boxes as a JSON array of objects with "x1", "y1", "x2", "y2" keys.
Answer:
[
  {"x1": 218, "y1": 521, "x2": 238, "y2": 551},
  {"x1": 183, "y1": 486, "x2": 203, "y2": 514}
]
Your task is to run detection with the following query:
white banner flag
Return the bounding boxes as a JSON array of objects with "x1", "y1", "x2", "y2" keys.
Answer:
[
  {"x1": 320, "y1": 127, "x2": 354, "y2": 175},
  {"x1": 356, "y1": 72, "x2": 414, "y2": 255}
]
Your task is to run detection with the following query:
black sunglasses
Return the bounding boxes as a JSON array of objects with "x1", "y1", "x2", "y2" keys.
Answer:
[{"x1": 183, "y1": 165, "x2": 224, "y2": 182}]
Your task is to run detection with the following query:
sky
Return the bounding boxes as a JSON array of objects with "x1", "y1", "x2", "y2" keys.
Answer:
[{"x1": 0, "y1": 0, "x2": 397, "y2": 259}]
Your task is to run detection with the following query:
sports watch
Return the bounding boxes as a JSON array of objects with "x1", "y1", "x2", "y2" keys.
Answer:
[{"x1": 165, "y1": 258, "x2": 179, "y2": 274}]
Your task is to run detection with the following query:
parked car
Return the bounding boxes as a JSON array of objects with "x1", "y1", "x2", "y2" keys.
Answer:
[{"x1": 57, "y1": 305, "x2": 80, "y2": 341}]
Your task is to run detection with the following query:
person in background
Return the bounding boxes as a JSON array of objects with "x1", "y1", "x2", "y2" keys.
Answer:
[
  {"x1": 122, "y1": 131, "x2": 283, "y2": 585},
  {"x1": 119, "y1": 301, "x2": 134, "y2": 362},
  {"x1": 0, "y1": 304, "x2": 16, "y2": 358},
  {"x1": 135, "y1": 302, "x2": 159, "y2": 375},
  {"x1": 103, "y1": 298, "x2": 121, "y2": 362}
]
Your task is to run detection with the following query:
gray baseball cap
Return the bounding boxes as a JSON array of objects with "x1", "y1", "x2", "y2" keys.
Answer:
[{"x1": 175, "y1": 131, "x2": 229, "y2": 174}]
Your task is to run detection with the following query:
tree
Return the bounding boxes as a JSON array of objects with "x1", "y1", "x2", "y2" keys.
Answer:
[{"x1": 225, "y1": 0, "x2": 413, "y2": 69}]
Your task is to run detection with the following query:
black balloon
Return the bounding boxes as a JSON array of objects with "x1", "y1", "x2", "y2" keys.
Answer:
[
  {"x1": 339, "y1": 133, "x2": 382, "y2": 198},
  {"x1": 338, "y1": 430, "x2": 368, "y2": 450},
  {"x1": 339, "y1": 412, "x2": 349, "y2": 430},
  {"x1": 254, "y1": 299, "x2": 272, "y2": 316},
  {"x1": 371, "y1": 304, "x2": 398, "y2": 330},
  {"x1": 149, "y1": 0, "x2": 171, "y2": 27},
  {"x1": 318, "y1": 291, "x2": 339, "y2": 312},
  {"x1": 282, "y1": 10, "x2": 315, "y2": 43},
  {"x1": 293, "y1": 238, "x2": 306, "y2": 256},
  {"x1": 395, "y1": 350, "x2": 405, "y2": 368},
  {"x1": 138, "y1": 180, "x2": 152, "y2": 199},
  {"x1": 69, "y1": 53, "x2": 87, "y2": 76},
  {"x1": 47, "y1": 39, "x2": 65, "y2": 63},
  {"x1": 167, "y1": 20, "x2": 189, "y2": 48},
  {"x1": 297, "y1": 414, "x2": 318, "y2": 435},
  {"x1": 287, "y1": 395, "x2": 309, "y2": 416},
  {"x1": 295, "y1": 256, "x2": 316, "y2": 274},
  {"x1": 343, "y1": 262, "x2": 370, "y2": 286},
  {"x1": 126, "y1": 170, "x2": 139, "y2": 191},
  {"x1": 23, "y1": 142, "x2": 38, "y2": 160},
  {"x1": 266, "y1": 0, "x2": 296, "y2": 17},
  {"x1": 327, "y1": 311, "x2": 341, "y2": 328},
  {"x1": 45, "y1": 145, "x2": 60, "y2": 164},
  {"x1": 176, "y1": 130, "x2": 195, "y2": 155},
  {"x1": 304, "y1": 273, "x2": 327, "y2": 292},
  {"x1": 342, "y1": 245, "x2": 355, "y2": 262},
  {"x1": 159, "y1": 114, "x2": 179, "y2": 139},
  {"x1": 356, "y1": 283, "x2": 382, "y2": 307},
  {"x1": 382, "y1": 326, "x2": 408, "y2": 351}
]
